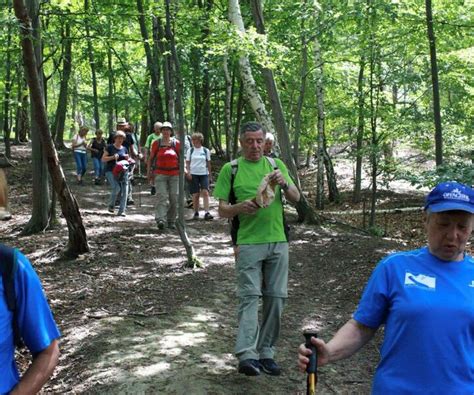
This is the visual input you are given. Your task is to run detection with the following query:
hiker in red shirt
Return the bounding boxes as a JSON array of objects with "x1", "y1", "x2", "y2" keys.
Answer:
[{"x1": 147, "y1": 122, "x2": 181, "y2": 230}]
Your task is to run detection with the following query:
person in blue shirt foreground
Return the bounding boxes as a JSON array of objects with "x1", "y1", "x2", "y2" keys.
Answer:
[
  {"x1": 0, "y1": 176, "x2": 60, "y2": 394},
  {"x1": 298, "y1": 181, "x2": 474, "y2": 393}
]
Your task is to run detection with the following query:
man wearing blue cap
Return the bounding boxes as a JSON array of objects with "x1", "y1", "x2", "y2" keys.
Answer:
[{"x1": 298, "y1": 181, "x2": 474, "y2": 393}]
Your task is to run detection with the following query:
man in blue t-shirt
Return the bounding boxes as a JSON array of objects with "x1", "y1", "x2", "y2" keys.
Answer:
[
  {"x1": 298, "y1": 181, "x2": 474, "y2": 394},
  {"x1": 1, "y1": 248, "x2": 60, "y2": 394}
]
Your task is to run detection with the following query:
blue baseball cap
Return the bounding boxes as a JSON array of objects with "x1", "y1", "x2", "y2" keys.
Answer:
[{"x1": 424, "y1": 181, "x2": 474, "y2": 213}]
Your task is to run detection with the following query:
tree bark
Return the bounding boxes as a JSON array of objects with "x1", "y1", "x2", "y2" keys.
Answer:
[
  {"x1": 15, "y1": 74, "x2": 29, "y2": 143},
  {"x1": 84, "y1": 0, "x2": 100, "y2": 129},
  {"x1": 21, "y1": 0, "x2": 50, "y2": 235},
  {"x1": 425, "y1": 0, "x2": 443, "y2": 166},
  {"x1": 228, "y1": 0, "x2": 273, "y2": 135},
  {"x1": 353, "y1": 55, "x2": 365, "y2": 203},
  {"x1": 293, "y1": 17, "x2": 308, "y2": 166},
  {"x1": 137, "y1": 0, "x2": 162, "y2": 127},
  {"x1": 3, "y1": 15, "x2": 13, "y2": 159},
  {"x1": 223, "y1": 56, "x2": 233, "y2": 161},
  {"x1": 13, "y1": 0, "x2": 89, "y2": 257},
  {"x1": 52, "y1": 21, "x2": 72, "y2": 150},
  {"x1": 164, "y1": 0, "x2": 198, "y2": 268}
]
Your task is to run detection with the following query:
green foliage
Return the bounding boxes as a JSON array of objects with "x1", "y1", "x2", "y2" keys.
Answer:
[{"x1": 398, "y1": 160, "x2": 474, "y2": 189}]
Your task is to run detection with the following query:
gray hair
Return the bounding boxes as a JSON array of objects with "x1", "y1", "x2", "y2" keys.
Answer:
[
  {"x1": 239, "y1": 121, "x2": 265, "y2": 138},
  {"x1": 265, "y1": 132, "x2": 275, "y2": 142}
]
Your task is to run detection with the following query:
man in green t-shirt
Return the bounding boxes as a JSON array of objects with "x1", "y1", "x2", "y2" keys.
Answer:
[
  {"x1": 145, "y1": 121, "x2": 162, "y2": 195},
  {"x1": 214, "y1": 121, "x2": 300, "y2": 377}
]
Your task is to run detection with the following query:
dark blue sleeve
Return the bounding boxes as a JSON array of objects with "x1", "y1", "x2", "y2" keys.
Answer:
[{"x1": 15, "y1": 252, "x2": 60, "y2": 354}]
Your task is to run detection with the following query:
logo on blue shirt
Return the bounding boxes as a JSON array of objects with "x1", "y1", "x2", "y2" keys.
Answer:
[
  {"x1": 404, "y1": 272, "x2": 436, "y2": 291},
  {"x1": 468, "y1": 280, "x2": 474, "y2": 288}
]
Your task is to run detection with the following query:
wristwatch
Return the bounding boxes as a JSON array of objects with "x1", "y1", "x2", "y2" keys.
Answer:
[{"x1": 281, "y1": 182, "x2": 289, "y2": 192}]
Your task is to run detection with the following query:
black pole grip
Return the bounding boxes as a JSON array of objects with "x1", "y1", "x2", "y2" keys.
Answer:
[{"x1": 303, "y1": 330, "x2": 318, "y2": 374}]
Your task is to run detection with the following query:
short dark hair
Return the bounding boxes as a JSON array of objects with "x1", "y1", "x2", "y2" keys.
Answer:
[{"x1": 239, "y1": 121, "x2": 264, "y2": 137}]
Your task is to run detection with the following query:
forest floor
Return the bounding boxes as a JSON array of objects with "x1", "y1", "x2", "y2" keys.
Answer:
[{"x1": 2, "y1": 144, "x2": 462, "y2": 394}]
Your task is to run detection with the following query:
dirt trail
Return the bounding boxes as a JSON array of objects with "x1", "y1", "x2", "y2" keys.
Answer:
[{"x1": 1, "y1": 146, "x2": 422, "y2": 394}]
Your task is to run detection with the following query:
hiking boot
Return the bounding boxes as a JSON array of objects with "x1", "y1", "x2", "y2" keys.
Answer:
[
  {"x1": 259, "y1": 359, "x2": 281, "y2": 376},
  {"x1": 150, "y1": 186, "x2": 156, "y2": 195},
  {"x1": 238, "y1": 359, "x2": 261, "y2": 376},
  {"x1": 193, "y1": 212, "x2": 199, "y2": 220},
  {"x1": 127, "y1": 200, "x2": 135, "y2": 206},
  {"x1": 168, "y1": 222, "x2": 176, "y2": 230},
  {"x1": 204, "y1": 212, "x2": 213, "y2": 220},
  {"x1": 117, "y1": 212, "x2": 126, "y2": 217},
  {"x1": 157, "y1": 220, "x2": 165, "y2": 230},
  {"x1": 108, "y1": 206, "x2": 114, "y2": 213}
]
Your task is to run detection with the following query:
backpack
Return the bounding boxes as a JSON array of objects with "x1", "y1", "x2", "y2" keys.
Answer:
[
  {"x1": 150, "y1": 138, "x2": 179, "y2": 172},
  {"x1": 0, "y1": 244, "x2": 23, "y2": 348},
  {"x1": 228, "y1": 157, "x2": 289, "y2": 245},
  {"x1": 112, "y1": 158, "x2": 136, "y2": 181}
]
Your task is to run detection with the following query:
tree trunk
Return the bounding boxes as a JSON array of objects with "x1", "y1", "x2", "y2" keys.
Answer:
[
  {"x1": 353, "y1": 55, "x2": 365, "y2": 203},
  {"x1": 21, "y1": 0, "x2": 50, "y2": 235},
  {"x1": 223, "y1": 56, "x2": 233, "y2": 161},
  {"x1": 153, "y1": 10, "x2": 173, "y2": 122},
  {"x1": 137, "y1": 0, "x2": 162, "y2": 126},
  {"x1": 15, "y1": 74, "x2": 29, "y2": 143},
  {"x1": 106, "y1": 35, "x2": 115, "y2": 134},
  {"x1": 293, "y1": 16, "x2": 308, "y2": 166},
  {"x1": 53, "y1": 21, "x2": 72, "y2": 150},
  {"x1": 3, "y1": 7, "x2": 13, "y2": 158},
  {"x1": 228, "y1": 0, "x2": 273, "y2": 135},
  {"x1": 14, "y1": 0, "x2": 89, "y2": 257},
  {"x1": 425, "y1": 0, "x2": 443, "y2": 166},
  {"x1": 164, "y1": 0, "x2": 199, "y2": 268},
  {"x1": 314, "y1": 33, "x2": 325, "y2": 210},
  {"x1": 84, "y1": 0, "x2": 100, "y2": 129},
  {"x1": 233, "y1": 77, "x2": 244, "y2": 159}
]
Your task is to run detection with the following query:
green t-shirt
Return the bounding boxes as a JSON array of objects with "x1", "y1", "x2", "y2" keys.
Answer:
[
  {"x1": 213, "y1": 157, "x2": 293, "y2": 245},
  {"x1": 145, "y1": 133, "x2": 160, "y2": 149}
]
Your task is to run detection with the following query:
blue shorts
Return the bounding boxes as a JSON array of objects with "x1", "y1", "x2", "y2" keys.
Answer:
[{"x1": 190, "y1": 174, "x2": 209, "y2": 194}]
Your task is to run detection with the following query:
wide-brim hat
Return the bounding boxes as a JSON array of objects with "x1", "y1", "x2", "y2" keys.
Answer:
[
  {"x1": 160, "y1": 121, "x2": 173, "y2": 131},
  {"x1": 424, "y1": 181, "x2": 474, "y2": 213},
  {"x1": 116, "y1": 117, "x2": 128, "y2": 126}
]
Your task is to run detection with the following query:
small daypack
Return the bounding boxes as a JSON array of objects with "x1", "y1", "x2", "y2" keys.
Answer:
[
  {"x1": 0, "y1": 244, "x2": 23, "y2": 347},
  {"x1": 228, "y1": 157, "x2": 289, "y2": 245},
  {"x1": 112, "y1": 158, "x2": 136, "y2": 181},
  {"x1": 150, "y1": 138, "x2": 179, "y2": 172}
]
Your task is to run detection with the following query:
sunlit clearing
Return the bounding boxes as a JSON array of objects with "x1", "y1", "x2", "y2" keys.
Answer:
[
  {"x1": 199, "y1": 353, "x2": 235, "y2": 374},
  {"x1": 133, "y1": 361, "x2": 171, "y2": 377},
  {"x1": 159, "y1": 330, "x2": 207, "y2": 356}
]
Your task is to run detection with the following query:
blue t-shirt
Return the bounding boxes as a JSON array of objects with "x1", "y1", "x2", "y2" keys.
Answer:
[
  {"x1": 0, "y1": 251, "x2": 61, "y2": 394},
  {"x1": 354, "y1": 247, "x2": 474, "y2": 394},
  {"x1": 104, "y1": 144, "x2": 128, "y2": 172}
]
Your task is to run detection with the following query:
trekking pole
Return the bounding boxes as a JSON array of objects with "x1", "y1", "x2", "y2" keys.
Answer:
[{"x1": 303, "y1": 331, "x2": 318, "y2": 395}]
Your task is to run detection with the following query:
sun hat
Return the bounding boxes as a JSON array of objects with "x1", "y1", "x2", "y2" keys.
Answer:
[
  {"x1": 424, "y1": 181, "x2": 474, "y2": 213},
  {"x1": 160, "y1": 121, "x2": 173, "y2": 131},
  {"x1": 114, "y1": 130, "x2": 126, "y2": 139},
  {"x1": 116, "y1": 117, "x2": 128, "y2": 125}
]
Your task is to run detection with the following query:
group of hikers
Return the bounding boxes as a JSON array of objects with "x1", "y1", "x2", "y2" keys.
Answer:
[
  {"x1": 71, "y1": 118, "x2": 216, "y2": 224},
  {"x1": 1, "y1": 120, "x2": 473, "y2": 393}
]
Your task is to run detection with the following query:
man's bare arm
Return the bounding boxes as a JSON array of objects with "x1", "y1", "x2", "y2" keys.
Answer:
[{"x1": 11, "y1": 340, "x2": 60, "y2": 395}]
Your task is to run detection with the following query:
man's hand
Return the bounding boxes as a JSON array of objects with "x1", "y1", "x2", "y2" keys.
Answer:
[
  {"x1": 238, "y1": 199, "x2": 260, "y2": 215},
  {"x1": 297, "y1": 336, "x2": 330, "y2": 372},
  {"x1": 268, "y1": 169, "x2": 287, "y2": 188}
]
